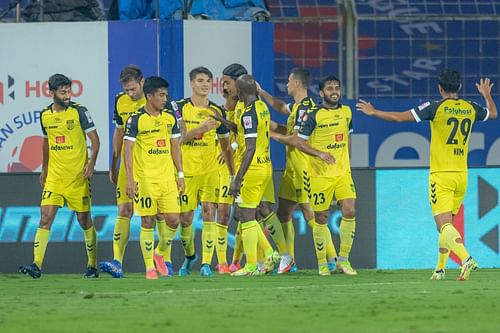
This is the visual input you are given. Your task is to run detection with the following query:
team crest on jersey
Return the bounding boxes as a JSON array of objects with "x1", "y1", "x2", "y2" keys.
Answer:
[
  {"x1": 66, "y1": 120, "x2": 75, "y2": 130},
  {"x1": 418, "y1": 101, "x2": 431, "y2": 110},
  {"x1": 154, "y1": 120, "x2": 161, "y2": 127},
  {"x1": 243, "y1": 116, "x2": 252, "y2": 129}
]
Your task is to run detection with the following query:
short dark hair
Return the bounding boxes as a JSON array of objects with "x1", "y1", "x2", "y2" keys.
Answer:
[
  {"x1": 120, "y1": 65, "x2": 143, "y2": 84},
  {"x1": 319, "y1": 75, "x2": 341, "y2": 91},
  {"x1": 290, "y1": 68, "x2": 312, "y2": 88},
  {"x1": 48, "y1": 74, "x2": 71, "y2": 91},
  {"x1": 143, "y1": 76, "x2": 168, "y2": 97},
  {"x1": 438, "y1": 69, "x2": 461, "y2": 93},
  {"x1": 222, "y1": 63, "x2": 248, "y2": 79},
  {"x1": 189, "y1": 66, "x2": 213, "y2": 81}
]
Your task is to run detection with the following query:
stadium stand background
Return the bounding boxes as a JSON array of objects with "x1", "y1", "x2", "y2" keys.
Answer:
[{"x1": 2, "y1": 0, "x2": 499, "y2": 100}]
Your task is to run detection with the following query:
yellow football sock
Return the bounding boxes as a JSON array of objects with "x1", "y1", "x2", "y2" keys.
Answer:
[
  {"x1": 162, "y1": 224, "x2": 177, "y2": 263},
  {"x1": 436, "y1": 231, "x2": 450, "y2": 270},
  {"x1": 282, "y1": 220, "x2": 295, "y2": 259},
  {"x1": 202, "y1": 221, "x2": 216, "y2": 265},
  {"x1": 140, "y1": 227, "x2": 155, "y2": 270},
  {"x1": 33, "y1": 228, "x2": 50, "y2": 268},
  {"x1": 215, "y1": 223, "x2": 228, "y2": 265},
  {"x1": 263, "y1": 212, "x2": 288, "y2": 255},
  {"x1": 163, "y1": 225, "x2": 177, "y2": 263},
  {"x1": 180, "y1": 224, "x2": 195, "y2": 257},
  {"x1": 83, "y1": 226, "x2": 97, "y2": 268},
  {"x1": 155, "y1": 219, "x2": 167, "y2": 258},
  {"x1": 440, "y1": 223, "x2": 469, "y2": 262},
  {"x1": 339, "y1": 217, "x2": 356, "y2": 258},
  {"x1": 257, "y1": 220, "x2": 273, "y2": 257},
  {"x1": 112, "y1": 216, "x2": 130, "y2": 263},
  {"x1": 241, "y1": 220, "x2": 258, "y2": 269},
  {"x1": 325, "y1": 226, "x2": 338, "y2": 262},
  {"x1": 232, "y1": 222, "x2": 244, "y2": 263},
  {"x1": 313, "y1": 222, "x2": 328, "y2": 265}
]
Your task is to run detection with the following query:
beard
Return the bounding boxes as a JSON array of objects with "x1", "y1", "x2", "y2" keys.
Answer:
[
  {"x1": 54, "y1": 96, "x2": 70, "y2": 108},
  {"x1": 324, "y1": 95, "x2": 339, "y2": 107}
]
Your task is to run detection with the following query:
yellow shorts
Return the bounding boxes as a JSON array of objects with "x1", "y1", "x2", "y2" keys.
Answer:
[
  {"x1": 309, "y1": 173, "x2": 356, "y2": 212},
  {"x1": 116, "y1": 163, "x2": 132, "y2": 205},
  {"x1": 180, "y1": 171, "x2": 219, "y2": 212},
  {"x1": 261, "y1": 175, "x2": 275, "y2": 204},
  {"x1": 235, "y1": 173, "x2": 272, "y2": 208},
  {"x1": 278, "y1": 169, "x2": 310, "y2": 204},
  {"x1": 134, "y1": 180, "x2": 180, "y2": 216},
  {"x1": 41, "y1": 178, "x2": 91, "y2": 212},
  {"x1": 429, "y1": 172, "x2": 467, "y2": 216},
  {"x1": 217, "y1": 172, "x2": 234, "y2": 205}
]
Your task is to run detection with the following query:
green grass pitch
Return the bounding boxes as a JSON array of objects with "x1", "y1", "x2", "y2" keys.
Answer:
[{"x1": 1, "y1": 269, "x2": 499, "y2": 333}]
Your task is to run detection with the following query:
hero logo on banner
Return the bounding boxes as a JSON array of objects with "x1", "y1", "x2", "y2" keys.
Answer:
[{"x1": 0, "y1": 21, "x2": 109, "y2": 173}]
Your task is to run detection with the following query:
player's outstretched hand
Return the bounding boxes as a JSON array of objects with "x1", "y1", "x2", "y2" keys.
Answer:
[
  {"x1": 255, "y1": 81, "x2": 262, "y2": 95},
  {"x1": 476, "y1": 78, "x2": 494, "y2": 98},
  {"x1": 83, "y1": 161, "x2": 95, "y2": 179},
  {"x1": 319, "y1": 152, "x2": 335, "y2": 164},
  {"x1": 356, "y1": 99, "x2": 376, "y2": 116},
  {"x1": 202, "y1": 118, "x2": 217, "y2": 132}
]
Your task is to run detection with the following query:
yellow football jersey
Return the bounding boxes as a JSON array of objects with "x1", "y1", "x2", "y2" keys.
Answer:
[
  {"x1": 217, "y1": 107, "x2": 236, "y2": 174},
  {"x1": 40, "y1": 102, "x2": 96, "y2": 182},
  {"x1": 176, "y1": 98, "x2": 230, "y2": 176},
  {"x1": 113, "y1": 93, "x2": 146, "y2": 128},
  {"x1": 298, "y1": 104, "x2": 353, "y2": 177},
  {"x1": 285, "y1": 97, "x2": 315, "y2": 174},
  {"x1": 234, "y1": 98, "x2": 272, "y2": 175},
  {"x1": 411, "y1": 98, "x2": 489, "y2": 173},
  {"x1": 124, "y1": 108, "x2": 181, "y2": 181}
]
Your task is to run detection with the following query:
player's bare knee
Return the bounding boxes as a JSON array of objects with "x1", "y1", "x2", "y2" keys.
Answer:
[
  {"x1": 314, "y1": 211, "x2": 329, "y2": 225},
  {"x1": 76, "y1": 212, "x2": 92, "y2": 229},
  {"x1": 201, "y1": 203, "x2": 216, "y2": 221},
  {"x1": 39, "y1": 213, "x2": 54, "y2": 229},
  {"x1": 141, "y1": 216, "x2": 155, "y2": 228},
  {"x1": 118, "y1": 203, "x2": 133, "y2": 219},
  {"x1": 180, "y1": 213, "x2": 193, "y2": 227}
]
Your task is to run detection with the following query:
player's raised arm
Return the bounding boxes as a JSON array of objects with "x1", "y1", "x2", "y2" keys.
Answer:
[
  {"x1": 356, "y1": 99, "x2": 415, "y2": 122},
  {"x1": 257, "y1": 82, "x2": 290, "y2": 116},
  {"x1": 210, "y1": 110, "x2": 237, "y2": 133},
  {"x1": 476, "y1": 78, "x2": 497, "y2": 120}
]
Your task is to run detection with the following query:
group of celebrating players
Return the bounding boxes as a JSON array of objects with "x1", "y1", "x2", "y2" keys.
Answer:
[{"x1": 19, "y1": 63, "x2": 497, "y2": 281}]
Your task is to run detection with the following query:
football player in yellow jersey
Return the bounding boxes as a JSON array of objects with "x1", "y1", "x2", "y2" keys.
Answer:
[
  {"x1": 99, "y1": 65, "x2": 146, "y2": 278},
  {"x1": 19, "y1": 74, "x2": 100, "y2": 279},
  {"x1": 260, "y1": 68, "x2": 340, "y2": 273},
  {"x1": 174, "y1": 67, "x2": 234, "y2": 277},
  {"x1": 123, "y1": 76, "x2": 184, "y2": 279},
  {"x1": 272, "y1": 75, "x2": 358, "y2": 276},
  {"x1": 357, "y1": 69, "x2": 497, "y2": 281},
  {"x1": 209, "y1": 64, "x2": 247, "y2": 274},
  {"x1": 214, "y1": 74, "x2": 279, "y2": 276}
]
